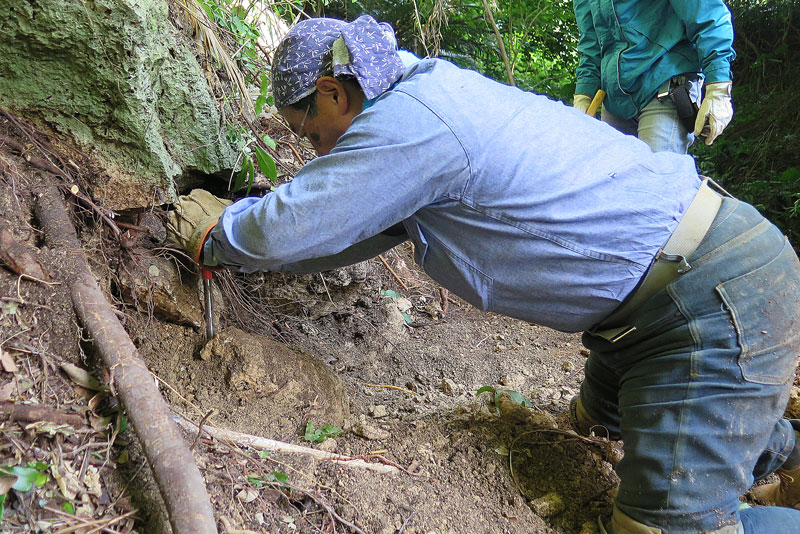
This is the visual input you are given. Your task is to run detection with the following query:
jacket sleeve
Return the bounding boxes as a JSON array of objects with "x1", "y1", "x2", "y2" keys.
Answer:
[
  {"x1": 203, "y1": 92, "x2": 469, "y2": 273},
  {"x1": 573, "y1": 0, "x2": 601, "y2": 96},
  {"x1": 670, "y1": 0, "x2": 735, "y2": 83}
]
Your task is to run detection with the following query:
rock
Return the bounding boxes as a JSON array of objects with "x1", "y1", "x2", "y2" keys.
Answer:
[
  {"x1": 116, "y1": 255, "x2": 204, "y2": 328},
  {"x1": 440, "y1": 378, "x2": 457, "y2": 395},
  {"x1": 580, "y1": 520, "x2": 600, "y2": 534},
  {"x1": 370, "y1": 405, "x2": 388, "y2": 418},
  {"x1": 0, "y1": 0, "x2": 239, "y2": 209},
  {"x1": 375, "y1": 299, "x2": 409, "y2": 344},
  {"x1": 785, "y1": 386, "x2": 800, "y2": 419},
  {"x1": 529, "y1": 492, "x2": 565, "y2": 517},
  {"x1": 352, "y1": 421, "x2": 390, "y2": 441},
  {"x1": 203, "y1": 327, "x2": 349, "y2": 431}
]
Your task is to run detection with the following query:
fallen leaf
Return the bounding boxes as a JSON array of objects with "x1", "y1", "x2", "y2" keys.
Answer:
[
  {"x1": 0, "y1": 473, "x2": 18, "y2": 495},
  {"x1": 0, "y1": 226, "x2": 51, "y2": 281},
  {"x1": 236, "y1": 488, "x2": 258, "y2": 503},
  {"x1": 60, "y1": 363, "x2": 107, "y2": 392},
  {"x1": 0, "y1": 300, "x2": 18, "y2": 316},
  {"x1": 25, "y1": 422, "x2": 76, "y2": 437},
  {"x1": 51, "y1": 463, "x2": 80, "y2": 500},
  {"x1": 0, "y1": 378, "x2": 16, "y2": 400},
  {"x1": 0, "y1": 349, "x2": 18, "y2": 373},
  {"x1": 83, "y1": 466, "x2": 102, "y2": 497}
]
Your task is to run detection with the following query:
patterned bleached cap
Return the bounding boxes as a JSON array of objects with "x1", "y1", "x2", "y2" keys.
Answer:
[{"x1": 271, "y1": 15, "x2": 405, "y2": 109}]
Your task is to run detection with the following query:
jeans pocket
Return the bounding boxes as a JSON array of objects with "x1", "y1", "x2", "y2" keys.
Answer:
[{"x1": 715, "y1": 239, "x2": 800, "y2": 385}]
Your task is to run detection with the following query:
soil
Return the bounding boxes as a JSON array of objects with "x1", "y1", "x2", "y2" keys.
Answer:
[{"x1": 1, "y1": 111, "x2": 797, "y2": 534}]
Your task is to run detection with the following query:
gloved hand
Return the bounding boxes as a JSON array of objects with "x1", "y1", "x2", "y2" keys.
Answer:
[
  {"x1": 694, "y1": 81, "x2": 733, "y2": 145},
  {"x1": 573, "y1": 93, "x2": 592, "y2": 113},
  {"x1": 166, "y1": 189, "x2": 231, "y2": 263}
]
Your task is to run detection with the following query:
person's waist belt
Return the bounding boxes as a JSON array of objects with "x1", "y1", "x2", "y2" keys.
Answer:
[{"x1": 591, "y1": 179, "x2": 723, "y2": 342}]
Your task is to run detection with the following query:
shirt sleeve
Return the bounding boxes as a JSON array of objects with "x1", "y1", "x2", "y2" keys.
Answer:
[
  {"x1": 670, "y1": 0, "x2": 735, "y2": 83},
  {"x1": 204, "y1": 91, "x2": 469, "y2": 272},
  {"x1": 573, "y1": 0, "x2": 602, "y2": 96}
]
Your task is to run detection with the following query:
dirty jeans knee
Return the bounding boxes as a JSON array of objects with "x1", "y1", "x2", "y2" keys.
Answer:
[{"x1": 592, "y1": 199, "x2": 800, "y2": 533}]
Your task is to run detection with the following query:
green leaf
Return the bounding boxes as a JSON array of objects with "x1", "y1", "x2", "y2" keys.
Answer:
[
  {"x1": 0, "y1": 493, "x2": 5, "y2": 522},
  {"x1": 260, "y1": 73, "x2": 270, "y2": 94},
  {"x1": 255, "y1": 95, "x2": 267, "y2": 116},
  {"x1": 258, "y1": 450, "x2": 271, "y2": 458},
  {"x1": 233, "y1": 160, "x2": 248, "y2": 192},
  {"x1": 1, "y1": 466, "x2": 42, "y2": 492},
  {"x1": 779, "y1": 167, "x2": 800, "y2": 183},
  {"x1": 234, "y1": 158, "x2": 253, "y2": 193},
  {"x1": 62, "y1": 501, "x2": 74, "y2": 514},
  {"x1": 247, "y1": 475, "x2": 266, "y2": 487},
  {"x1": 270, "y1": 471, "x2": 288, "y2": 484},
  {"x1": 254, "y1": 146, "x2": 277, "y2": 184},
  {"x1": 476, "y1": 385, "x2": 495, "y2": 397},
  {"x1": 303, "y1": 421, "x2": 340, "y2": 443},
  {"x1": 380, "y1": 289, "x2": 398, "y2": 300},
  {"x1": 261, "y1": 135, "x2": 277, "y2": 150},
  {"x1": 496, "y1": 389, "x2": 531, "y2": 408}
]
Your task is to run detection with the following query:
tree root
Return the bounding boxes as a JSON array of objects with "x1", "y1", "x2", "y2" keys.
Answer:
[
  {"x1": 35, "y1": 185, "x2": 218, "y2": 534},
  {"x1": 175, "y1": 416, "x2": 400, "y2": 475}
]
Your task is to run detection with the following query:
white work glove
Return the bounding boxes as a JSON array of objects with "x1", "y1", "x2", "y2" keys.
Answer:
[
  {"x1": 573, "y1": 94, "x2": 592, "y2": 113},
  {"x1": 694, "y1": 81, "x2": 733, "y2": 145}
]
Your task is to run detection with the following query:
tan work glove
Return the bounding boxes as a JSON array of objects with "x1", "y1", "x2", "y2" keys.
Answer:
[
  {"x1": 694, "y1": 81, "x2": 733, "y2": 145},
  {"x1": 573, "y1": 93, "x2": 592, "y2": 113},
  {"x1": 166, "y1": 189, "x2": 232, "y2": 263}
]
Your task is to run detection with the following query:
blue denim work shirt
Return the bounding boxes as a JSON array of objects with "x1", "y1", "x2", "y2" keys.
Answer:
[{"x1": 205, "y1": 58, "x2": 702, "y2": 333}]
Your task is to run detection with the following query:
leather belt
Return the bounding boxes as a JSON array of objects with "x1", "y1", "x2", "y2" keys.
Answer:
[{"x1": 590, "y1": 179, "x2": 723, "y2": 342}]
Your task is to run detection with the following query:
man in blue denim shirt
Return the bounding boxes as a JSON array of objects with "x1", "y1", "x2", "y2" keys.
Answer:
[{"x1": 167, "y1": 16, "x2": 800, "y2": 534}]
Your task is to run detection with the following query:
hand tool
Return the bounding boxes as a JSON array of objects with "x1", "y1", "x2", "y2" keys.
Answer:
[
  {"x1": 201, "y1": 267, "x2": 215, "y2": 340},
  {"x1": 586, "y1": 89, "x2": 606, "y2": 116}
]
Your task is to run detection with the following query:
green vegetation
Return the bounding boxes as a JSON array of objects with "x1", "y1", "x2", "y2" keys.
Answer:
[
  {"x1": 248, "y1": 471, "x2": 289, "y2": 486},
  {"x1": 184, "y1": 0, "x2": 281, "y2": 194},
  {"x1": 0, "y1": 462, "x2": 50, "y2": 521},
  {"x1": 303, "y1": 421, "x2": 342, "y2": 443},
  {"x1": 693, "y1": 1, "x2": 800, "y2": 245},
  {"x1": 477, "y1": 385, "x2": 531, "y2": 415}
]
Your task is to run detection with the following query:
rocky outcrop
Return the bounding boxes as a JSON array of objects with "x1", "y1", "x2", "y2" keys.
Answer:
[{"x1": 0, "y1": 0, "x2": 239, "y2": 210}]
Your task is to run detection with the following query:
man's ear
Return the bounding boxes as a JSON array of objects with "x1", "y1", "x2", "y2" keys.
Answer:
[{"x1": 316, "y1": 76, "x2": 349, "y2": 115}]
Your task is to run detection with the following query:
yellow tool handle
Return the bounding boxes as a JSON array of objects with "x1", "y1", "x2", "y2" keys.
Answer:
[{"x1": 586, "y1": 89, "x2": 606, "y2": 116}]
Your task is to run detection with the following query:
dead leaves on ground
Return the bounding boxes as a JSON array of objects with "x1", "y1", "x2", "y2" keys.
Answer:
[{"x1": 0, "y1": 224, "x2": 51, "y2": 283}]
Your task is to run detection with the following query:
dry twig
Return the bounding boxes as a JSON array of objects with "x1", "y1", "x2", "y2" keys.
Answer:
[{"x1": 175, "y1": 416, "x2": 400, "y2": 475}]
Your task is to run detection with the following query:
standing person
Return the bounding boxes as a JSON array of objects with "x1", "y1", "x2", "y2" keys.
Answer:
[
  {"x1": 572, "y1": 0, "x2": 736, "y2": 153},
  {"x1": 168, "y1": 16, "x2": 800, "y2": 534}
]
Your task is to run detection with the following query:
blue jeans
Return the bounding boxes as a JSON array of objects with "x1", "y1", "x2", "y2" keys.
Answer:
[
  {"x1": 580, "y1": 197, "x2": 800, "y2": 533},
  {"x1": 602, "y1": 79, "x2": 700, "y2": 154}
]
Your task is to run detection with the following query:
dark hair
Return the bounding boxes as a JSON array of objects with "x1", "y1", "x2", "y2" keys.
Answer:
[
  {"x1": 287, "y1": 76, "x2": 361, "y2": 117},
  {"x1": 289, "y1": 91, "x2": 318, "y2": 116}
]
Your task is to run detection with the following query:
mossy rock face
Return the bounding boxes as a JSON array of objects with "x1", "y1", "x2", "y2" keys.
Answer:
[{"x1": 0, "y1": 0, "x2": 238, "y2": 209}]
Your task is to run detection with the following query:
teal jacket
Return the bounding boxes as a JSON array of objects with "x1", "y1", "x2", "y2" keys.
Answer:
[{"x1": 573, "y1": 0, "x2": 735, "y2": 119}]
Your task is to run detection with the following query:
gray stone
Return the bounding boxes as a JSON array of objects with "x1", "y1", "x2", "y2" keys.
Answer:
[{"x1": 0, "y1": 0, "x2": 239, "y2": 210}]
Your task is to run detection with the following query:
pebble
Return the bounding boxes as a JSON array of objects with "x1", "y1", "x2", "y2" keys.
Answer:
[
  {"x1": 370, "y1": 405, "x2": 388, "y2": 418},
  {"x1": 529, "y1": 492, "x2": 565, "y2": 517},
  {"x1": 440, "y1": 378, "x2": 457, "y2": 395}
]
